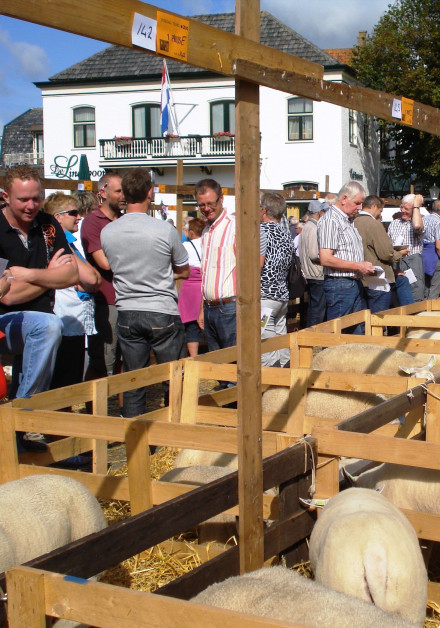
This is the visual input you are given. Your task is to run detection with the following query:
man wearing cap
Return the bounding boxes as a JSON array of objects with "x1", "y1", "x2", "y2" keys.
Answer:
[
  {"x1": 298, "y1": 199, "x2": 329, "y2": 327},
  {"x1": 354, "y1": 195, "x2": 408, "y2": 313},
  {"x1": 317, "y1": 181, "x2": 376, "y2": 333}
]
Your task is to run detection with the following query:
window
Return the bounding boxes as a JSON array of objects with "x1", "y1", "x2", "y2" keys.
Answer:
[
  {"x1": 132, "y1": 104, "x2": 161, "y2": 138},
  {"x1": 363, "y1": 115, "x2": 370, "y2": 149},
  {"x1": 288, "y1": 98, "x2": 313, "y2": 141},
  {"x1": 210, "y1": 100, "x2": 235, "y2": 135},
  {"x1": 349, "y1": 109, "x2": 357, "y2": 146},
  {"x1": 73, "y1": 107, "x2": 95, "y2": 148}
]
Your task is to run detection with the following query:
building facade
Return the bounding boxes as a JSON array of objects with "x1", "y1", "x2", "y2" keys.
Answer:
[{"x1": 35, "y1": 12, "x2": 379, "y2": 212}]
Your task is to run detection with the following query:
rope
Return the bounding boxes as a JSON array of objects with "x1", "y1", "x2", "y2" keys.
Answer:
[{"x1": 294, "y1": 437, "x2": 316, "y2": 497}]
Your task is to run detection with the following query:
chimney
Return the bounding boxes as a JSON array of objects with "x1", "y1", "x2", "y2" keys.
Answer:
[{"x1": 357, "y1": 31, "x2": 367, "y2": 46}]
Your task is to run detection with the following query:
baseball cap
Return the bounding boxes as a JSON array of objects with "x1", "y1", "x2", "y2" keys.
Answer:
[{"x1": 308, "y1": 199, "x2": 330, "y2": 214}]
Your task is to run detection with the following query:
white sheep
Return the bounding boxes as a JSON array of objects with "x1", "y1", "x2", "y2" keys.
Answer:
[
  {"x1": 262, "y1": 385, "x2": 386, "y2": 422},
  {"x1": 173, "y1": 449, "x2": 238, "y2": 470},
  {"x1": 0, "y1": 474, "x2": 107, "y2": 573},
  {"x1": 349, "y1": 463, "x2": 440, "y2": 513},
  {"x1": 309, "y1": 488, "x2": 427, "y2": 626},
  {"x1": 310, "y1": 343, "x2": 429, "y2": 376},
  {"x1": 192, "y1": 565, "x2": 416, "y2": 628}
]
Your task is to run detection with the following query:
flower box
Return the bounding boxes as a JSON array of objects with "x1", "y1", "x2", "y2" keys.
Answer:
[{"x1": 114, "y1": 137, "x2": 133, "y2": 147}]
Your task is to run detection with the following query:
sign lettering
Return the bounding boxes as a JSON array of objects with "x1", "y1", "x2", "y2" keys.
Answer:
[{"x1": 156, "y1": 10, "x2": 189, "y2": 61}]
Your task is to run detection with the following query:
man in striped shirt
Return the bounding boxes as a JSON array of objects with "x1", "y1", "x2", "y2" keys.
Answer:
[
  {"x1": 317, "y1": 181, "x2": 375, "y2": 333},
  {"x1": 422, "y1": 200, "x2": 440, "y2": 299},
  {"x1": 196, "y1": 178, "x2": 236, "y2": 353},
  {"x1": 387, "y1": 193, "x2": 424, "y2": 302}
]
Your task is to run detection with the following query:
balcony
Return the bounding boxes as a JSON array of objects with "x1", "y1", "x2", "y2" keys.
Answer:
[
  {"x1": 2, "y1": 152, "x2": 44, "y2": 167},
  {"x1": 99, "y1": 135, "x2": 235, "y2": 167}
]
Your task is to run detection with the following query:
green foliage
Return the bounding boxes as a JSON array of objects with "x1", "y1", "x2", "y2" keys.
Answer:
[{"x1": 352, "y1": 0, "x2": 440, "y2": 187}]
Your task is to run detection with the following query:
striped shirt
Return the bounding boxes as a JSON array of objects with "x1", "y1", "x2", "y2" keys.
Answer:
[
  {"x1": 422, "y1": 213, "x2": 440, "y2": 243},
  {"x1": 317, "y1": 205, "x2": 364, "y2": 278},
  {"x1": 387, "y1": 218, "x2": 424, "y2": 254},
  {"x1": 201, "y1": 209, "x2": 236, "y2": 300}
]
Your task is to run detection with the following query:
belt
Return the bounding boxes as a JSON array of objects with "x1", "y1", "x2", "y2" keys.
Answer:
[{"x1": 204, "y1": 297, "x2": 236, "y2": 306}]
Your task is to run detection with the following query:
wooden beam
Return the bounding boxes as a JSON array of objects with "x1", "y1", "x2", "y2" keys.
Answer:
[
  {"x1": 0, "y1": 0, "x2": 323, "y2": 80},
  {"x1": 231, "y1": 58, "x2": 440, "y2": 136},
  {"x1": 235, "y1": 0, "x2": 264, "y2": 575}
]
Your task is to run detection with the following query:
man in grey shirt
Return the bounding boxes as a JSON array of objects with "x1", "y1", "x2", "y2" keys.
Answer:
[{"x1": 101, "y1": 168, "x2": 189, "y2": 416}]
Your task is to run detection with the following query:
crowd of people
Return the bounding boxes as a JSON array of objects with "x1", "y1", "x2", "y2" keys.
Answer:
[{"x1": 0, "y1": 164, "x2": 437, "y2": 451}]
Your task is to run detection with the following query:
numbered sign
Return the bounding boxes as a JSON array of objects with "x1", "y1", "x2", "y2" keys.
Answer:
[
  {"x1": 156, "y1": 11, "x2": 189, "y2": 61},
  {"x1": 392, "y1": 98, "x2": 402, "y2": 120},
  {"x1": 401, "y1": 96, "x2": 414, "y2": 125},
  {"x1": 132, "y1": 13, "x2": 157, "y2": 52}
]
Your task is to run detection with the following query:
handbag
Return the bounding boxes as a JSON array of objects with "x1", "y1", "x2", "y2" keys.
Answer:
[
  {"x1": 288, "y1": 253, "x2": 306, "y2": 299},
  {"x1": 422, "y1": 241, "x2": 438, "y2": 277}
]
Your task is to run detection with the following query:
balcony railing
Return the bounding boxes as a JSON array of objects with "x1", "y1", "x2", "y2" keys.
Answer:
[
  {"x1": 2, "y1": 152, "x2": 44, "y2": 167},
  {"x1": 99, "y1": 135, "x2": 235, "y2": 161}
]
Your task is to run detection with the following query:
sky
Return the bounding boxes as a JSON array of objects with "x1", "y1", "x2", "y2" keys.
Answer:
[{"x1": 0, "y1": 0, "x2": 392, "y2": 136}]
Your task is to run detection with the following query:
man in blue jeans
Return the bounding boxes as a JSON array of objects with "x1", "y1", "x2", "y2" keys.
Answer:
[
  {"x1": 0, "y1": 165, "x2": 78, "y2": 450},
  {"x1": 317, "y1": 181, "x2": 376, "y2": 334},
  {"x1": 101, "y1": 168, "x2": 189, "y2": 417}
]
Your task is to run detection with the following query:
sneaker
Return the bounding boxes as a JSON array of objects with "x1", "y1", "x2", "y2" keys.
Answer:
[{"x1": 21, "y1": 432, "x2": 48, "y2": 452}]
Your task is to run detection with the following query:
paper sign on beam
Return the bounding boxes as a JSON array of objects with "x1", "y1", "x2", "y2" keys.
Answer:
[
  {"x1": 401, "y1": 97, "x2": 414, "y2": 125},
  {"x1": 156, "y1": 11, "x2": 189, "y2": 61}
]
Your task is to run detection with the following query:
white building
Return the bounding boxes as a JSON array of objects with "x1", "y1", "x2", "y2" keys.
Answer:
[{"x1": 36, "y1": 12, "x2": 379, "y2": 215}]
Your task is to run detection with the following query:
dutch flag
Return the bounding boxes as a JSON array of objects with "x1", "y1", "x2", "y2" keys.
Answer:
[{"x1": 160, "y1": 60, "x2": 170, "y2": 136}]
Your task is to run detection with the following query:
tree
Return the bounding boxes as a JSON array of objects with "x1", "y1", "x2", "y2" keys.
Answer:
[{"x1": 352, "y1": 0, "x2": 440, "y2": 191}]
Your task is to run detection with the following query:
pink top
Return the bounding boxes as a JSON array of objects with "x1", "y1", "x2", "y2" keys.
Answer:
[{"x1": 178, "y1": 266, "x2": 202, "y2": 323}]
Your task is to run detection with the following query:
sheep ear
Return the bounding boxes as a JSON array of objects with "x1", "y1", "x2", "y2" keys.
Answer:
[
  {"x1": 426, "y1": 355, "x2": 436, "y2": 369},
  {"x1": 399, "y1": 365, "x2": 414, "y2": 375},
  {"x1": 341, "y1": 467, "x2": 356, "y2": 485}
]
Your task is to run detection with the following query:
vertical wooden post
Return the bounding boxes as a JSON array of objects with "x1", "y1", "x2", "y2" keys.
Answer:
[
  {"x1": 92, "y1": 379, "x2": 108, "y2": 474},
  {"x1": 235, "y1": 0, "x2": 263, "y2": 574},
  {"x1": 325, "y1": 175, "x2": 329, "y2": 194},
  {"x1": 0, "y1": 404, "x2": 20, "y2": 483},
  {"x1": 426, "y1": 383, "x2": 440, "y2": 442},
  {"x1": 168, "y1": 360, "x2": 183, "y2": 422},
  {"x1": 125, "y1": 419, "x2": 152, "y2": 515},
  {"x1": 6, "y1": 567, "x2": 46, "y2": 627}
]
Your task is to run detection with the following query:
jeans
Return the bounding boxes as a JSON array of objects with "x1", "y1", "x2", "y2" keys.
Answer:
[
  {"x1": 306, "y1": 279, "x2": 326, "y2": 327},
  {"x1": 364, "y1": 287, "x2": 391, "y2": 314},
  {"x1": 324, "y1": 277, "x2": 365, "y2": 335},
  {"x1": 116, "y1": 310, "x2": 185, "y2": 417},
  {"x1": 0, "y1": 311, "x2": 63, "y2": 399},
  {"x1": 203, "y1": 300, "x2": 237, "y2": 352},
  {"x1": 261, "y1": 298, "x2": 289, "y2": 367},
  {"x1": 393, "y1": 274, "x2": 414, "y2": 306},
  {"x1": 86, "y1": 301, "x2": 120, "y2": 378}
]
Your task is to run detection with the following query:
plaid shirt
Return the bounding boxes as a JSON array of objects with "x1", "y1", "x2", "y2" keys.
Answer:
[
  {"x1": 317, "y1": 205, "x2": 364, "y2": 278},
  {"x1": 422, "y1": 213, "x2": 440, "y2": 243},
  {"x1": 388, "y1": 218, "x2": 424, "y2": 254}
]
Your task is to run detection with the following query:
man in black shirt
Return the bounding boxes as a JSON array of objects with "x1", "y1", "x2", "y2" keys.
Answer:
[{"x1": 0, "y1": 165, "x2": 78, "y2": 449}]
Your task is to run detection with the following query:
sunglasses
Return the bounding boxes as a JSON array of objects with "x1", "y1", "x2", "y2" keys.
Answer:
[{"x1": 57, "y1": 209, "x2": 80, "y2": 217}]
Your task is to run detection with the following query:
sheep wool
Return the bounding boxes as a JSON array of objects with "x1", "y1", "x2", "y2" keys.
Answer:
[
  {"x1": 0, "y1": 474, "x2": 107, "y2": 572},
  {"x1": 173, "y1": 449, "x2": 238, "y2": 470},
  {"x1": 353, "y1": 463, "x2": 440, "y2": 513},
  {"x1": 192, "y1": 566, "x2": 416, "y2": 628},
  {"x1": 309, "y1": 488, "x2": 427, "y2": 626}
]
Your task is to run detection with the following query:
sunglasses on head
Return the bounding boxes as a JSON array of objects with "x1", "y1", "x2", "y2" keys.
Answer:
[{"x1": 57, "y1": 209, "x2": 80, "y2": 217}]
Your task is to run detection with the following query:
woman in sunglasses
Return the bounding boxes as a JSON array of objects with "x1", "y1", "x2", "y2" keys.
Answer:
[{"x1": 43, "y1": 193, "x2": 101, "y2": 388}]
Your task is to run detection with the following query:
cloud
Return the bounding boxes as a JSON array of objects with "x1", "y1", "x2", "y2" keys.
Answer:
[
  {"x1": 0, "y1": 26, "x2": 50, "y2": 79},
  {"x1": 262, "y1": 0, "x2": 390, "y2": 48}
]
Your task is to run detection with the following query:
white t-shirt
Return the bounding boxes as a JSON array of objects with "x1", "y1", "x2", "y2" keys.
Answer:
[{"x1": 183, "y1": 237, "x2": 202, "y2": 268}]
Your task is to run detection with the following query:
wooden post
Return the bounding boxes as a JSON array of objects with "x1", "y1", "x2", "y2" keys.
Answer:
[
  {"x1": 91, "y1": 379, "x2": 108, "y2": 474},
  {"x1": 426, "y1": 383, "x2": 440, "y2": 442},
  {"x1": 6, "y1": 567, "x2": 46, "y2": 627},
  {"x1": 235, "y1": 0, "x2": 264, "y2": 574},
  {"x1": 325, "y1": 175, "x2": 329, "y2": 194},
  {"x1": 125, "y1": 419, "x2": 153, "y2": 515},
  {"x1": 0, "y1": 404, "x2": 20, "y2": 483}
]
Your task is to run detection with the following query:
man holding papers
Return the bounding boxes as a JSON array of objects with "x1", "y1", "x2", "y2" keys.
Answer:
[{"x1": 354, "y1": 195, "x2": 409, "y2": 313}]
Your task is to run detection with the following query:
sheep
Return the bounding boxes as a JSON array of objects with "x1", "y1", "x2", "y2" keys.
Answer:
[
  {"x1": 191, "y1": 565, "x2": 416, "y2": 628},
  {"x1": 173, "y1": 449, "x2": 238, "y2": 470},
  {"x1": 309, "y1": 488, "x2": 427, "y2": 626},
  {"x1": 310, "y1": 343, "x2": 430, "y2": 376},
  {"x1": 262, "y1": 385, "x2": 386, "y2": 422},
  {"x1": 349, "y1": 463, "x2": 440, "y2": 514},
  {"x1": 0, "y1": 474, "x2": 107, "y2": 573}
]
